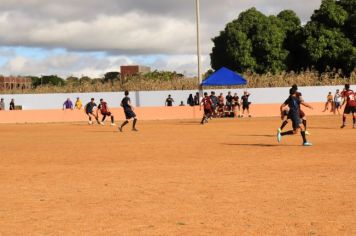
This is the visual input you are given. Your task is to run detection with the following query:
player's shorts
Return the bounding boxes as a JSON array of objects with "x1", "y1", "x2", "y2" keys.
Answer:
[
  {"x1": 86, "y1": 111, "x2": 94, "y2": 115},
  {"x1": 204, "y1": 109, "x2": 212, "y2": 116},
  {"x1": 124, "y1": 109, "x2": 136, "y2": 119},
  {"x1": 334, "y1": 102, "x2": 341, "y2": 109},
  {"x1": 344, "y1": 106, "x2": 356, "y2": 114},
  {"x1": 290, "y1": 112, "x2": 302, "y2": 130},
  {"x1": 299, "y1": 109, "x2": 305, "y2": 119},
  {"x1": 101, "y1": 111, "x2": 112, "y2": 116},
  {"x1": 243, "y1": 103, "x2": 249, "y2": 110}
]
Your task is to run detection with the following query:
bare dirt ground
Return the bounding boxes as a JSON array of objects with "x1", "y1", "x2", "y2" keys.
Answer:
[{"x1": 0, "y1": 116, "x2": 355, "y2": 235}]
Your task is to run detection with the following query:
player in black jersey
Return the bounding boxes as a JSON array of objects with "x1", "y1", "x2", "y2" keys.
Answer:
[{"x1": 118, "y1": 91, "x2": 138, "y2": 132}]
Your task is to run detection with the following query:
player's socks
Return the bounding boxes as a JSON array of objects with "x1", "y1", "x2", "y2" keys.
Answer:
[
  {"x1": 281, "y1": 130, "x2": 294, "y2": 136},
  {"x1": 111, "y1": 116, "x2": 114, "y2": 124},
  {"x1": 301, "y1": 131, "x2": 307, "y2": 143},
  {"x1": 280, "y1": 120, "x2": 288, "y2": 130}
]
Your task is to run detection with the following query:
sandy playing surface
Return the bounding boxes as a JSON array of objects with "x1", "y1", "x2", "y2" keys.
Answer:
[{"x1": 0, "y1": 116, "x2": 355, "y2": 235}]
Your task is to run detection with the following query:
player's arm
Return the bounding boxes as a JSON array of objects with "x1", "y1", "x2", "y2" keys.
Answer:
[{"x1": 301, "y1": 101, "x2": 313, "y2": 110}]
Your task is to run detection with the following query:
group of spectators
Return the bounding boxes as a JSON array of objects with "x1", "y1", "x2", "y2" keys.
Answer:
[
  {"x1": 323, "y1": 89, "x2": 344, "y2": 115},
  {"x1": 0, "y1": 98, "x2": 16, "y2": 111},
  {"x1": 165, "y1": 91, "x2": 252, "y2": 118},
  {"x1": 62, "y1": 97, "x2": 83, "y2": 110}
]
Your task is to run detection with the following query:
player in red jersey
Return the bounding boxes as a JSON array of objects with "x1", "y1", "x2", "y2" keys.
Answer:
[
  {"x1": 340, "y1": 84, "x2": 356, "y2": 129},
  {"x1": 200, "y1": 92, "x2": 213, "y2": 124},
  {"x1": 97, "y1": 99, "x2": 115, "y2": 126}
]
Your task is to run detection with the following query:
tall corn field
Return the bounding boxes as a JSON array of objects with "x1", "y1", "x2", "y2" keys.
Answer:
[{"x1": 1, "y1": 70, "x2": 355, "y2": 94}]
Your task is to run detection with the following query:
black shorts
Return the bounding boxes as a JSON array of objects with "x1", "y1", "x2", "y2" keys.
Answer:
[
  {"x1": 335, "y1": 102, "x2": 341, "y2": 109},
  {"x1": 124, "y1": 109, "x2": 136, "y2": 119},
  {"x1": 86, "y1": 111, "x2": 95, "y2": 116},
  {"x1": 344, "y1": 106, "x2": 356, "y2": 114},
  {"x1": 204, "y1": 109, "x2": 212, "y2": 116},
  {"x1": 243, "y1": 103, "x2": 249, "y2": 110},
  {"x1": 290, "y1": 113, "x2": 302, "y2": 130}
]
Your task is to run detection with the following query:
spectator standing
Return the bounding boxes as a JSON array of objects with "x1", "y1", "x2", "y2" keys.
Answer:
[
  {"x1": 63, "y1": 98, "x2": 73, "y2": 110},
  {"x1": 187, "y1": 94, "x2": 194, "y2": 106},
  {"x1": 241, "y1": 91, "x2": 251, "y2": 117},
  {"x1": 194, "y1": 92, "x2": 200, "y2": 106},
  {"x1": 233, "y1": 93, "x2": 241, "y2": 117},
  {"x1": 75, "y1": 97, "x2": 83, "y2": 110},
  {"x1": 0, "y1": 98, "x2": 5, "y2": 110},
  {"x1": 226, "y1": 91, "x2": 233, "y2": 107},
  {"x1": 217, "y1": 93, "x2": 224, "y2": 117},
  {"x1": 333, "y1": 89, "x2": 342, "y2": 115},
  {"x1": 9, "y1": 99, "x2": 15, "y2": 110},
  {"x1": 210, "y1": 91, "x2": 218, "y2": 117},
  {"x1": 165, "y1": 95, "x2": 174, "y2": 106}
]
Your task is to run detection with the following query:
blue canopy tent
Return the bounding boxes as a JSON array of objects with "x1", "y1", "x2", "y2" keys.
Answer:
[{"x1": 201, "y1": 67, "x2": 247, "y2": 86}]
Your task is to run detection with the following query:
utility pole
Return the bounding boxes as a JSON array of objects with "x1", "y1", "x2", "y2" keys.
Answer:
[{"x1": 195, "y1": 0, "x2": 202, "y2": 91}]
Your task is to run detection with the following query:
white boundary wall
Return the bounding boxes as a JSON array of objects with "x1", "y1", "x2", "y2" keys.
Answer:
[{"x1": 0, "y1": 85, "x2": 353, "y2": 110}]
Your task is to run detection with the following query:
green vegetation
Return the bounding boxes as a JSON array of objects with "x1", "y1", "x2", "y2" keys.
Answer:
[{"x1": 210, "y1": 0, "x2": 356, "y2": 75}]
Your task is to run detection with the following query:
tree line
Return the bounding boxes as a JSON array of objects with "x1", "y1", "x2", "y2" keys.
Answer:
[{"x1": 210, "y1": 0, "x2": 356, "y2": 75}]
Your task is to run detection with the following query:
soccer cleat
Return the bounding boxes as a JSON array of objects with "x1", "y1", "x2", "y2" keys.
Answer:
[
  {"x1": 303, "y1": 142, "x2": 313, "y2": 146},
  {"x1": 88, "y1": 121, "x2": 93, "y2": 125},
  {"x1": 118, "y1": 127, "x2": 122, "y2": 132},
  {"x1": 110, "y1": 123, "x2": 116, "y2": 126},
  {"x1": 340, "y1": 124, "x2": 346, "y2": 129},
  {"x1": 305, "y1": 130, "x2": 311, "y2": 136},
  {"x1": 277, "y1": 128, "x2": 282, "y2": 143},
  {"x1": 132, "y1": 128, "x2": 138, "y2": 132},
  {"x1": 100, "y1": 122, "x2": 105, "y2": 126}
]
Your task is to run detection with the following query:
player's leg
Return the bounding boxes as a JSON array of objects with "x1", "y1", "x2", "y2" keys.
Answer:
[
  {"x1": 132, "y1": 118, "x2": 138, "y2": 131},
  {"x1": 119, "y1": 120, "x2": 129, "y2": 132},
  {"x1": 352, "y1": 109, "x2": 356, "y2": 128},
  {"x1": 110, "y1": 115, "x2": 115, "y2": 126},
  {"x1": 341, "y1": 106, "x2": 350, "y2": 128},
  {"x1": 87, "y1": 113, "x2": 93, "y2": 125}
]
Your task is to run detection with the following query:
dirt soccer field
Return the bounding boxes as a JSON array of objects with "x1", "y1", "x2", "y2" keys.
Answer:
[{"x1": 0, "y1": 116, "x2": 355, "y2": 235}]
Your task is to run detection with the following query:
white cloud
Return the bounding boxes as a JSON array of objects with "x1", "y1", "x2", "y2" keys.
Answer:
[{"x1": 0, "y1": 0, "x2": 322, "y2": 76}]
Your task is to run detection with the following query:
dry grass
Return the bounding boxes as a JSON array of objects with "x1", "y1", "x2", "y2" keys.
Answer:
[{"x1": 1, "y1": 70, "x2": 355, "y2": 94}]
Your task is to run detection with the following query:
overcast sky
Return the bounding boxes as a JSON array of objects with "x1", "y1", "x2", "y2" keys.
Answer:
[{"x1": 0, "y1": 0, "x2": 321, "y2": 78}]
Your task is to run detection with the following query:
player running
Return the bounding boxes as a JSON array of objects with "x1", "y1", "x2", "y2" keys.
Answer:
[
  {"x1": 118, "y1": 91, "x2": 138, "y2": 132},
  {"x1": 279, "y1": 84, "x2": 310, "y2": 134},
  {"x1": 200, "y1": 92, "x2": 213, "y2": 124},
  {"x1": 340, "y1": 84, "x2": 356, "y2": 129},
  {"x1": 98, "y1": 98, "x2": 115, "y2": 126},
  {"x1": 85, "y1": 98, "x2": 100, "y2": 125},
  {"x1": 277, "y1": 88, "x2": 313, "y2": 146}
]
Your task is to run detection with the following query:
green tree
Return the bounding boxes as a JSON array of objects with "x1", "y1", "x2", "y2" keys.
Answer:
[{"x1": 104, "y1": 71, "x2": 120, "y2": 83}]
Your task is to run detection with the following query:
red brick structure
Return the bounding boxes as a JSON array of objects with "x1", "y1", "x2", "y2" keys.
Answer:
[
  {"x1": 120, "y1": 65, "x2": 151, "y2": 80},
  {"x1": 0, "y1": 76, "x2": 32, "y2": 90}
]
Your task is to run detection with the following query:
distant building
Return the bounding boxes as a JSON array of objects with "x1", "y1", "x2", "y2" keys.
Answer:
[
  {"x1": 0, "y1": 76, "x2": 32, "y2": 90},
  {"x1": 120, "y1": 65, "x2": 151, "y2": 79}
]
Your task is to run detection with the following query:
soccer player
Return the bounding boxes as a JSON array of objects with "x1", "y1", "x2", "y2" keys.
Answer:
[
  {"x1": 322, "y1": 92, "x2": 333, "y2": 112},
  {"x1": 200, "y1": 92, "x2": 213, "y2": 124},
  {"x1": 277, "y1": 88, "x2": 313, "y2": 146},
  {"x1": 340, "y1": 84, "x2": 356, "y2": 129},
  {"x1": 118, "y1": 91, "x2": 138, "y2": 132},
  {"x1": 84, "y1": 98, "x2": 100, "y2": 125},
  {"x1": 333, "y1": 89, "x2": 342, "y2": 115},
  {"x1": 98, "y1": 98, "x2": 115, "y2": 126}
]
